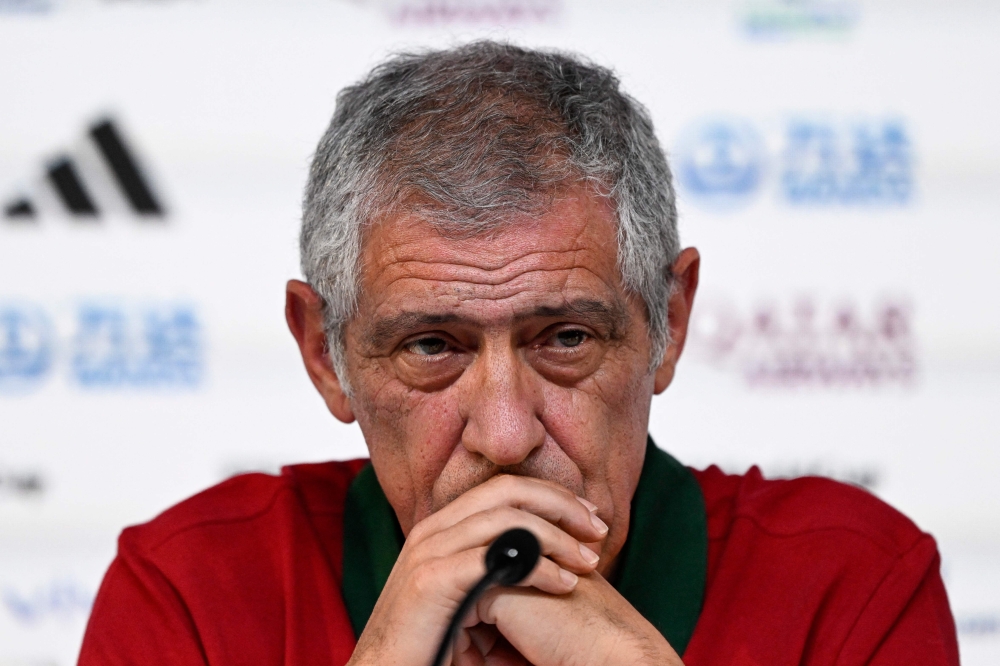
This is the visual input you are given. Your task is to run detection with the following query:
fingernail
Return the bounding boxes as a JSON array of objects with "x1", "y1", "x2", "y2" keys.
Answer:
[
  {"x1": 579, "y1": 543, "x2": 600, "y2": 565},
  {"x1": 590, "y1": 512, "x2": 609, "y2": 535},
  {"x1": 560, "y1": 568, "x2": 579, "y2": 588},
  {"x1": 576, "y1": 496, "x2": 599, "y2": 512}
]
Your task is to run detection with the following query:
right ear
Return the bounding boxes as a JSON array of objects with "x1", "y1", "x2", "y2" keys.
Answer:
[{"x1": 285, "y1": 279, "x2": 356, "y2": 423}]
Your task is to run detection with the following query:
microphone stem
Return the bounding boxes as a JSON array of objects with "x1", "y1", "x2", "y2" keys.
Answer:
[{"x1": 430, "y1": 568, "x2": 502, "y2": 666}]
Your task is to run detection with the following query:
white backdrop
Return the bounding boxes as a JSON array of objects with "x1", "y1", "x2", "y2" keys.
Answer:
[{"x1": 2, "y1": 1, "x2": 999, "y2": 663}]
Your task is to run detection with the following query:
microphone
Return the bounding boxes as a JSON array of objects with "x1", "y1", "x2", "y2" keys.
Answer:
[{"x1": 430, "y1": 528, "x2": 541, "y2": 666}]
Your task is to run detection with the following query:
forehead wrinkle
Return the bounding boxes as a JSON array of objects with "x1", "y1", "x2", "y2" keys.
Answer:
[
  {"x1": 369, "y1": 245, "x2": 598, "y2": 286},
  {"x1": 372, "y1": 262, "x2": 617, "y2": 298},
  {"x1": 361, "y1": 260, "x2": 622, "y2": 331},
  {"x1": 361, "y1": 269, "x2": 622, "y2": 333}
]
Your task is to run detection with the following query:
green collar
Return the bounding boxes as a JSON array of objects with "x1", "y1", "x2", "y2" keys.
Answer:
[{"x1": 341, "y1": 438, "x2": 707, "y2": 654}]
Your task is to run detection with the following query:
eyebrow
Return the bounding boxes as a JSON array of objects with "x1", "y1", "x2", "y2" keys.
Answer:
[
  {"x1": 516, "y1": 299, "x2": 628, "y2": 337},
  {"x1": 368, "y1": 312, "x2": 462, "y2": 349},
  {"x1": 365, "y1": 298, "x2": 629, "y2": 350}
]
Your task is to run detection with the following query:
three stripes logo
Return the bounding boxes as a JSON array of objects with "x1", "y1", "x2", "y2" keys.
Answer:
[{"x1": 3, "y1": 117, "x2": 165, "y2": 221}]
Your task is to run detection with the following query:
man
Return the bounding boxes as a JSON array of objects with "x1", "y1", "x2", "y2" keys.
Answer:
[{"x1": 79, "y1": 42, "x2": 958, "y2": 665}]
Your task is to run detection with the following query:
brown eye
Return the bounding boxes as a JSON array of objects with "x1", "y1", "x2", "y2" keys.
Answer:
[
  {"x1": 407, "y1": 336, "x2": 449, "y2": 356},
  {"x1": 553, "y1": 330, "x2": 587, "y2": 348}
]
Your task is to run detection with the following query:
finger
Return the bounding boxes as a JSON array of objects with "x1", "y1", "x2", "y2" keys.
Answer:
[
  {"x1": 475, "y1": 584, "x2": 539, "y2": 628},
  {"x1": 461, "y1": 549, "x2": 578, "y2": 596},
  {"x1": 453, "y1": 633, "x2": 486, "y2": 666},
  {"x1": 518, "y1": 555, "x2": 579, "y2": 595},
  {"x1": 419, "y1": 505, "x2": 600, "y2": 573},
  {"x1": 405, "y1": 546, "x2": 571, "y2": 605},
  {"x1": 401, "y1": 546, "x2": 493, "y2": 607},
  {"x1": 468, "y1": 623, "x2": 500, "y2": 656},
  {"x1": 454, "y1": 626, "x2": 472, "y2": 655},
  {"x1": 406, "y1": 547, "x2": 576, "y2": 620},
  {"x1": 416, "y1": 474, "x2": 607, "y2": 544}
]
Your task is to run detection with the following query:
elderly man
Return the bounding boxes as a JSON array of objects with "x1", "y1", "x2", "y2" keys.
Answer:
[{"x1": 80, "y1": 42, "x2": 958, "y2": 665}]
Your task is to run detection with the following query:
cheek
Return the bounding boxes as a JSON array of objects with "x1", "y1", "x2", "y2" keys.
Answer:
[
  {"x1": 538, "y1": 354, "x2": 653, "y2": 522},
  {"x1": 540, "y1": 351, "x2": 654, "y2": 463},
  {"x1": 352, "y1": 377, "x2": 466, "y2": 527}
]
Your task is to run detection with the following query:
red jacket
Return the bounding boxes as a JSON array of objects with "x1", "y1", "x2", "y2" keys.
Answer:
[{"x1": 78, "y1": 459, "x2": 958, "y2": 665}]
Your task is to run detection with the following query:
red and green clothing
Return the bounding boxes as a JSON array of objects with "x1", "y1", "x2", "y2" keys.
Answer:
[{"x1": 79, "y1": 440, "x2": 959, "y2": 665}]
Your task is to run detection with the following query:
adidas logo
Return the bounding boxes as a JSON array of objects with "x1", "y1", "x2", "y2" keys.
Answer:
[{"x1": 3, "y1": 117, "x2": 165, "y2": 221}]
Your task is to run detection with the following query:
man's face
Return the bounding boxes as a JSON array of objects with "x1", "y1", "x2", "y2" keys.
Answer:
[{"x1": 339, "y1": 186, "x2": 662, "y2": 568}]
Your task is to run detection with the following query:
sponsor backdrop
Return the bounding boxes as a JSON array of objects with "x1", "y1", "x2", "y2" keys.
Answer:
[{"x1": 2, "y1": 0, "x2": 998, "y2": 663}]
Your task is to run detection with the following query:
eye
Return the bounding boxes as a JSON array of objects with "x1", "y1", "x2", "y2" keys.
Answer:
[
  {"x1": 551, "y1": 329, "x2": 588, "y2": 348},
  {"x1": 405, "y1": 336, "x2": 449, "y2": 356}
]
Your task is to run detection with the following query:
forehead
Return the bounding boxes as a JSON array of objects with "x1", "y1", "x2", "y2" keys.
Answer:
[{"x1": 356, "y1": 189, "x2": 624, "y2": 319}]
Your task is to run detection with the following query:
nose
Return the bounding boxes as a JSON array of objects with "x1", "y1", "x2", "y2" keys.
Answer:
[{"x1": 459, "y1": 342, "x2": 545, "y2": 467}]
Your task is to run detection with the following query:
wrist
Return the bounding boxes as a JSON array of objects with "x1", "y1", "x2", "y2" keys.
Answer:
[{"x1": 618, "y1": 628, "x2": 684, "y2": 666}]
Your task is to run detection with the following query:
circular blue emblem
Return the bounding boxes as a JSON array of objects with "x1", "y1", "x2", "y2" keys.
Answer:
[{"x1": 675, "y1": 119, "x2": 766, "y2": 209}]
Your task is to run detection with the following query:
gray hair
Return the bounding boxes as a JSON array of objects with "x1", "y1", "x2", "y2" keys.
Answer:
[{"x1": 301, "y1": 41, "x2": 679, "y2": 391}]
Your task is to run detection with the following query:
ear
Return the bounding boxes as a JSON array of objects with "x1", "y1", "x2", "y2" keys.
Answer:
[
  {"x1": 653, "y1": 248, "x2": 700, "y2": 394},
  {"x1": 285, "y1": 279, "x2": 356, "y2": 423}
]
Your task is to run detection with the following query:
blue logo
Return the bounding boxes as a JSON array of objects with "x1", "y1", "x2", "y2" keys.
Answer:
[
  {"x1": 675, "y1": 116, "x2": 914, "y2": 211},
  {"x1": 0, "y1": 0, "x2": 54, "y2": 15},
  {"x1": 0, "y1": 306, "x2": 54, "y2": 393},
  {"x1": 0, "y1": 301, "x2": 204, "y2": 394},
  {"x1": 72, "y1": 305, "x2": 202, "y2": 388},
  {"x1": 675, "y1": 120, "x2": 766, "y2": 210},
  {"x1": 740, "y1": 0, "x2": 860, "y2": 40},
  {"x1": 783, "y1": 120, "x2": 913, "y2": 205},
  {"x1": 2, "y1": 579, "x2": 94, "y2": 624}
]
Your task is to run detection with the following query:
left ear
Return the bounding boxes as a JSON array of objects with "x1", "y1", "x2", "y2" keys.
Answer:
[{"x1": 653, "y1": 247, "x2": 700, "y2": 394}]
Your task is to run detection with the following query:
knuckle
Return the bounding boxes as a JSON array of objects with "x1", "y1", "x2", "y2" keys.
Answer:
[
  {"x1": 492, "y1": 473, "x2": 519, "y2": 493},
  {"x1": 545, "y1": 532, "x2": 578, "y2": 557},
  {"x1": 404, "y1": 536, "x2": 432, "y2": 564},
  {"x1": 551, "y1": 479, "x2": 576, "y2": 496},
  {"x1": 483, "y1": 505, "x2": 517, "y2": 524},
  {"x1": 532, "y1": 556, "x2": 556, "y2": 577},
  {"x1": 534, "y1": 475, "x2": 571, "y2": 495},
  {"x1": 410, "y1": 559, "x2": 444, "y2": 596},
  {"x1": 463, "y1": 547, "x2": 487, "y2": 570},
  {"x1": 408, "y1": 519, "x2": 430, "y2": 543},
  {"x1": 528, "y1": 559, "x2": 562, "y2": 590}
]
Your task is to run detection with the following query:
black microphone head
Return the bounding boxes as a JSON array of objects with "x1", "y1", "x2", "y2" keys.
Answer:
[{"x1": 485, "y1": 528, "x2": 541, "y2": 586}]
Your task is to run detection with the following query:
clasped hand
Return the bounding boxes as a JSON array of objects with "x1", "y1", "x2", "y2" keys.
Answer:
[{"x1": 347, "y1": 475, "x2": 683, "y2": 666}]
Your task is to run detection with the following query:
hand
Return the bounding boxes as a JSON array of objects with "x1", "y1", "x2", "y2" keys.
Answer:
[
  {"x1": 458, "y1": 572, "x2": 684, "y2": 666},
  {"x1": 346, "y1": 474, "x2": 607, "y2": 666}
]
